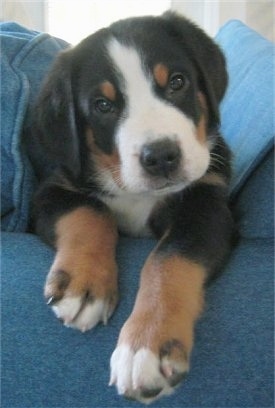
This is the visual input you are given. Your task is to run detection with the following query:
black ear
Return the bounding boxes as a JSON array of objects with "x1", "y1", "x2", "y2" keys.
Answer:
[
  {"x1": 163, "y1": 12, "x2": 228, "y2": 128},
  {"x1": 26, "y1": 50, "x2": 80, "y2": 181}
]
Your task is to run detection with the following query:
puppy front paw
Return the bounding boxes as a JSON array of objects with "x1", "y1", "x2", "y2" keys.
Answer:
[
  {"x1": 44, "y1": 256, "x2": 118, "y2": 332},
  {"x1": 109, "y1": 255, "x2": 206, "y2": 402},
  {"x1": 110, "y1": 340, "x2": 189, "y2": 404}
]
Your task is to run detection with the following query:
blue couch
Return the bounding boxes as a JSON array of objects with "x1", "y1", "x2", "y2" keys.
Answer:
[{"x1": 1, "y1": 20, "x2": 274, "y2": 407}]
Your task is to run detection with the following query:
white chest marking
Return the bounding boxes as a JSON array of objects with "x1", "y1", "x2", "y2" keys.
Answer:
[{"x1": 101, "y1": 193, "x2": 161, "y2": 237}]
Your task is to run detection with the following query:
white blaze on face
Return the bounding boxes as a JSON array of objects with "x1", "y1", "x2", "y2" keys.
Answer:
[{"x1": 107, "y1": 38, "x2": 210, "y2": 194}]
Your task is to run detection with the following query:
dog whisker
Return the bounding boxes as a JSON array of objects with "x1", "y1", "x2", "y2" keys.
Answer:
[{"x1": 210, "y1": 152, "x2": 226, "y2": 168}]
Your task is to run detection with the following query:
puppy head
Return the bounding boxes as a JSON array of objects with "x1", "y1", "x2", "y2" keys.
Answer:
[{"x1": 30, "y1": 13, "x2": 228, "y2": 195}]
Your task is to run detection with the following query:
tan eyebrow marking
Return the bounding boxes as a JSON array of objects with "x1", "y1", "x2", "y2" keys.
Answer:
[
  {"x1": 100, "y1": 81, "x2": 116, "y2": 101},
  {"x1": 153, "y1": 63, "x2": 169, "y2": 88}
]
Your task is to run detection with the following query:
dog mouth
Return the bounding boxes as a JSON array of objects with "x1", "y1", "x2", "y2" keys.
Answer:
[
  {"x1": 97, "y1": 164, "x2": 190, "y2": 197},
  {"x1": 152, "y1": 180, "x2": 188, "y2": 195},
  {"x1": 143, "y1": 173, "x2": 190, "y2": 196}
]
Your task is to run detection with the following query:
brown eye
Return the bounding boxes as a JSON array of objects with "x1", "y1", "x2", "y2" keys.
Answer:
[
  {"x1": 95, "y1": 98, "x2": 113, "y2": 113},
  {"x1": 169, "y1": 73, "x2": 188, "y2": 91}
]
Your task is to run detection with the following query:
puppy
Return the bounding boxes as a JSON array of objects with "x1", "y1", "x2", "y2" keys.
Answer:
[{"x1": 26, "y1": 12, "x2": 234, "y2": 403}]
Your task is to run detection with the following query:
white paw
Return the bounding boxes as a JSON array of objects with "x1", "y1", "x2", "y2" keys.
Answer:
[
  {"x1": 50, "y1": 296, "x2": 114, "y2": 332},
  {"x1": 109, "y1": 344, "x2": 189, "y2": 403}
]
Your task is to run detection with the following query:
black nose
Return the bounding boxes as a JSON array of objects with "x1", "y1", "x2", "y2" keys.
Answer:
[{"x1": 140, "y1": 139, "x2": 181, "y2": 177}]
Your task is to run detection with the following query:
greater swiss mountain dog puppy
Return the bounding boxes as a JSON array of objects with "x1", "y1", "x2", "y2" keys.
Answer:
[{"x1": 26, "y1": 12, "x2": 234, "y2": 403}]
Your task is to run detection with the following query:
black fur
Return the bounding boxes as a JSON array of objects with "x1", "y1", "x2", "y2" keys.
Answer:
[{"x1": 25, "y1": 12, "x2": 234, "y2": 280}]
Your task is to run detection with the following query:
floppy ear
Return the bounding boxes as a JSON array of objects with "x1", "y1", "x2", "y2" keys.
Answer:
[
  {"x1": 27, "y1": 50, "x2": 80, "y2": 180},
  {"x1": 163, "y1": 12, "x2": 228, "y2": 128}
]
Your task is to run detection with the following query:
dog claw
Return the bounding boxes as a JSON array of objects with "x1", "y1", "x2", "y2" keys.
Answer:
[
  {"x1": 46, "y1": 295, "x2": 63, "y2": 306},
  {"x1": 46, "y1": 296, "x2": 56, "y2": 306}
]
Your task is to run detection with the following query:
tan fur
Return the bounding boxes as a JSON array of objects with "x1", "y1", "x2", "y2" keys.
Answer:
[
  {"x1": 153, "y1": 63, "x2": 169, "y2": 88},
  {"x1": 196, "y1": 112, "x2": 208, "y2": 144},
  {"x1": 100, "y1": 81, "x2": 116, "y2": 101},
  {"x1": 196, "y1": 91, "x2": 210, "y2": 144},
  {"x1": 197, "y1": 92, "x2": 208, "y2": 118},
  {"x1": 45, "y1": 207, "x2": 118, "y2": 303},
  {"x1": 86, "y1": 128, "x2": 123, "y2": 187},
  {"x1": 117, "y1": 252, "x2": 206, "y2": 361},
  {"x1": 195, "y1": 92, "x2": 208, "y2": 144}
]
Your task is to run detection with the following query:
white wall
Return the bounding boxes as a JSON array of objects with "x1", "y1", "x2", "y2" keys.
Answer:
[
  {"x1": 2, "y1": 0, "x2": 274, "y2": 42},
  {"x1": 46, "y1": 0, "x2": 170, "y2": 44},
  {"x1": 1, "y1": 0, "x2": 45, "y2": 31},
  {"x1": 171, "y1": 0, "x2": 274, "y2": 41},
  {"x1": 1, "y1": 0, "x2": 171, "y2": 44}
]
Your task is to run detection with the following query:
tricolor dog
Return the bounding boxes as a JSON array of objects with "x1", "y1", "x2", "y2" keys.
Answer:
[{"x1": 26, "y1": 12, "x2": 234, "y2": 403}]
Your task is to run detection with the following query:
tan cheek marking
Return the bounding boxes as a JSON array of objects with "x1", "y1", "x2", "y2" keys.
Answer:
[
  {"x1": 50, "y1": 207, "x2": 118, "y2": 298},
  {"x1": 86, "y1": 128, "x2": 123, "y2": 187},
  {"x1": 118, "y1": 253, "x2": 206, "y2": 356},
  {"x1": 196, "y1": 92, "x2": 209, "y2": 144},
  {"x1": 100, "y1": 81, "x2": 116, "y2": 101},
  {"x1": 197, "y1": 91, "x2": 208, "y2": 114},
  {"x1": 153, "y1": 63, "x2": 169, "y2": 88},
  {"x1": 197, "y1": 113, "x2": 207, "y2": 144}
]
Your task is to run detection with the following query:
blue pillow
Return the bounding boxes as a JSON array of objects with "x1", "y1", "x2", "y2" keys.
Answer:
[
  {"x1": 1, "y1": 23, "x2": 69, "y2": 232},
  {"x1": 215, "y1": 20, "x2": 274, "y2": 194},
  {"x1": 1, "y1": 20, "x2": 274, "y2": 232}
]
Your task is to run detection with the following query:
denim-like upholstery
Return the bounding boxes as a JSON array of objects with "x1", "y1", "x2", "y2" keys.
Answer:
[
  {"x1": 0, "y1": 23, "x2": 69, "y2": 232},
  {"x1": 2, "y1": 151, "x2": 274, "y2": 407},
  {"x1": 1, "y1": 19, "x2": 274, "y2": 408}
]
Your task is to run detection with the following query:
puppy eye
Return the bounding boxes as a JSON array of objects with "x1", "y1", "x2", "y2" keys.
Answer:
[
  {"x1": 169, "y1": 73, "x2": 188, "y2": 91},
  {"x1": 95, "y1": 98, "x2": 113, "y2": 113}
]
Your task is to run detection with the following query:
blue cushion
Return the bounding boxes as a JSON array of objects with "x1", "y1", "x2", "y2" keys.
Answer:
[
  {"x1": 0, "y1": 23, "x2": 69, "y2": 232},
  {"x1": 234, "y1": 148, "x2": 274, "y2": 239},
  {"x1": 0, "y1": 20, "x2": 274, "y2": 231},
  {"x1": 2, "y1": 232, "x2": 273, "y2": 407},
  {"x1": 216, "y1": 20, "x2": 274, "y2": 194}
]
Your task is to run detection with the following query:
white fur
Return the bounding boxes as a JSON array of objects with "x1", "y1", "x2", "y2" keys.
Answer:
[
  {"x1": 52, "y1": 296, "x2": 82, "y2": 323},
  {"x1": 132, "y1": 348, "x2": 168, "y2": 391},
  {"x1": 107, "y1": 38, "x2": 210, "y2": 194},
  {"x1": 101, "y1": 191, "x2": 161, "y2": 236},
  {"x1": 109, "y1": 345, "x2": 134, "y2": 394},
  {"x1": 96, "y1": 168, "x2": 186, "y2": 236},
  {"x1": 52, "y1": 297, "x2": 109, "y2": 332},
  {"x1": 110, "y1": 345, "x2": 175, "y2": 404}
]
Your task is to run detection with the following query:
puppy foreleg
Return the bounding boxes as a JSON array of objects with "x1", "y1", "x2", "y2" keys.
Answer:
[
  {"x1": 33, "y1": 183, "x2": 118, "y2": 332},
  {"x1": 110, "y1": 182, "x2": 234, "y2": 402},
  {"x1": 110, "y1": 250, "x2": 206, "y2": 403}
]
